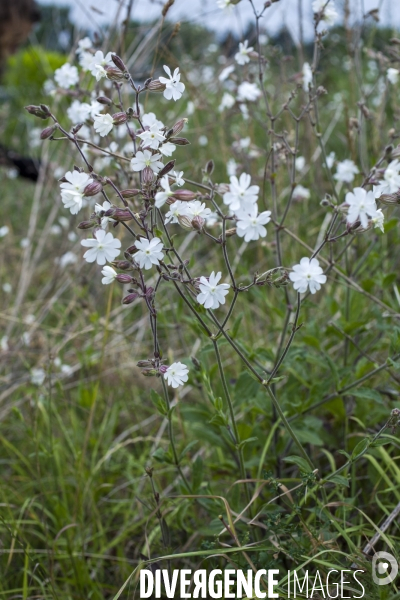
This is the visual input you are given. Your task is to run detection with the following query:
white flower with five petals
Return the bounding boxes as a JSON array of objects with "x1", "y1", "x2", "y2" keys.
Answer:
[
  {"x1": 235, "y1": 40, "x2": 253, "y2": 65},
  {"x1": 155, "y1": 177, "x2": 174, "y2": 208},
  {"x1": 223, "y1": 173, "x2": 259, "y2": 212},
  {"x1": 289, "y1": 257, "x2": 327, "y2": 294},
  {"x1": 88, "y1": 50, "x2": 113, "y2": 81},
  {"x1": 101, "y1": 265, "x2": 117, "y2": 284},
  {"x1": 81, "y1": 230, "x2": 121, "y2": 265},
  {"x1": 137, "y1": 124, "x2": 166, "y2": 149},
  {"x1": 133, "y1": 237, "x2": 164, "y2": 270},
  {"x1": 93, "y1": 113, "x2": 114, "y2": 137},
  {"x1": 159, "y1": 65, "x2": 185, "y2": 101},
  {"x1": 164, "y1": 362, "x2": 189, "y2": 388},
  {"x1": 346, "y1": 187, "x2": 377, "y2": 229},
  {"x1": 197, "y1": 271, "x2": 230, "y2": 309},
  {"x1": 236, "y1": 205, "x2": 271, "y2": 241},
  {"x1": 131, "y1": 150, "x2": 163, "y2": 173}
]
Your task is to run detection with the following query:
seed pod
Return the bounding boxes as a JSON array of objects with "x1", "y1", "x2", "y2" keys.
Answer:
[
  {"x1": 122, "y1": 292, "x2": 139, "y2": 304},
  {"x1": 147, "y1": 79, "x2": 166, "y2": 92},
  {"x1": 169, "y1": 137, "x2": 190, "y2": 146},
  {"x1": 84, "y1": 181, "x2": 103, "y2": 197},
  {"x1": 116, "y1": 274, "x2": 133, "y2": 283},
  {"x1": 172, "y1": 189, "x2": 197, "y2": 201},
  {"x1": 97, "y1": 96, "x2": 112, "y2": 105},
  {"x1": 192, "y1": 216, "x2": 205, "y2": 231},
  {"x1": 141, "y1": 368, "x2": 157, "y2": 376},
  {"x1": 177, "y1": 215, "x2": 193, "y2": 230},
  {"x1": 112, "y1": 260, "x2": 133, "y2": 270},
  {"x1": 137, "y1": 360, "x2": 153, "y2": 368},
  {"x1": 25, "y1": 105, "x2": 50, "y2": 119},
  {"x1": 112, "y1": 112, "x2": 128, "y2": 125},
  {"x1": 40, "y1": 125, "x2": 57, "y2": 139},
  {"x1": 104, "y1": 208, "x2": 132, "y2": 221}
]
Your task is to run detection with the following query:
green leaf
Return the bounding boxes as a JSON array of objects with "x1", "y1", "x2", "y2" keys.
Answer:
[
  {"x1": 231, "y1": 312, "x2": 244, "y2": 339},
  {"x1": 283, "y1": 455, "x2": 312, "y2": 473},
  {"x1": 238, "y1": 436, "x2": 258, "y2": 450},
  {"x1": 235, "y1": 372, "x2": 259, "y2": 399},
  {"x1": 179, "y1": 440, "x2": 198, "y2": 461},
  {"x1": 150, "y1": 389, "x2": 167, "y2": 416},
  {"x1": 351, "y1": 438, "x2": 370, "y2": 460},
  {"x1": 350, "y1": 388, "x2": 383, "y2": 404},
  {"x1": 371, "y1": 437, "x2": 392, "y2": 447},
  {"x1": 192, "y1": 456, "x2": 203, "y2": 493},
  {"x1": 328, "y1": 474, "x2": 350, "y2": 487}
]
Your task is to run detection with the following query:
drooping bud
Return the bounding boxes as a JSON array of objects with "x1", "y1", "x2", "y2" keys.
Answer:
[
  {"x1": 97, "y1": 95, "x2": 112, "y2": 105},
  {"x1": 172, "y1": 189, "x2": 197, "y2": 201},
  {"x1": 158, "y1": 160, "x2": 176, "y2": 178},
  {"x1": 40, "y1": 125, "x2": 57, "y2": 139},
  {"x1": 116, "y1": 274, "x2": 133, "y2": 284},
  {"x1": 112, "y1": 112, "x2": 128, "y2": 125},
  {"x1": 77, "y1": 220, "x2": 96, "y2": 229},
  {"x1": 25, "y1": 104, "x2": 50, "y2": 119},
  {"x1": 172, "y1": 118, "x2": 188, "y2": 136},
  {"x1": 122, "y1": 292, "x2": 139, "y2": 304},
  {"x1": 192, "y1": 216, "x2": 205, "y2": 231},
  {"x1": 111, "y1": 53, "x2": 127, "y2": 72},
  {"x1": 169, "y1": 137, "x2": 190, "y2": 146},
  {"x1": 112, "y1": 260, "x2": 133, "y2": 270},
  {"x1": 147, "y1": 79, "x2": 167, "y2": 92},
  {"x1": 120, "y1": 188, "x2": 141, "y2": 198},
  {"x1": 105, "y1": 66, "x2": 125, "y2": 81},
  {"x1": 84, "y1": 181, "x2": 103, "y2": 197}
]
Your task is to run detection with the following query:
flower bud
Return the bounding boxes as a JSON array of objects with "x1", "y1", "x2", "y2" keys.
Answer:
[
  {"x1": 158, "y1": 160, "x2": 176, "y2": 178},
  {"x1": 141, "y1": 368, "x2": 157, "y2": 377},
  {"x1": 122, "y1": 292, "x2": 139, "y2": 304},
  {"x1": 111, "y1": 53, "x2": 127, "y2": 72},
  {"x1": 172, "y1": 118, "x2": 188, "y2": 136},
  {"x1": 377, "y1": 193, "x2": 400, "y2": 205},
  {"x1": 172, "y1": 189, "x2": 197, "y2": 201},
  {"x1": 147, "y1": 79, "x2": 167, "y2": 92},
  {"x1": 169, "y1": 137, "x2": 190, "y2": 146},
  {"x1": 97, "y1": 95, "x2": 112, "y2": 105},
  {"x1": 112, "y1": 260, "x2": 133, "y2": 270},
  {"x1": 191, "y1": 356, "x2": 201, "y2": 371},
  {"x1": 105, "y1": 208, "x2": 132, "y2": 221},
  {"x1": 225, "y1": 227, "x2": 237, "y2": 237},
  {"x1": 112, "y1": 112, "x2": 128, "y2": 125},
  {"x1": 77, "y1": 220, "x2": 95, "y2": 229},
  {"x1": 137, "y1": 360, "x2": 153, "y2": 368},
  {"x1": 120, "y1": 188, "x2": 141, "y2": 198},
  {"x1": 205, "y1": 159, "x2": 214, "y2": 175},
  {"x1": 125, "y1": 244, "x2": 136, "y2": 254},
  {"x1": 177, "y1": 215, "x2": 193, "y2": 230},
  {"x1": 40, "y1": 125, "x2": 57, "y2": 139},
  {"x1": 116, "y1": 274, "x2": 133, "y2": 283},
  {"x1": 192, "y1": 216, "x2": 205, "y2": 231},
  {"x1": 146, "y1": 287, "x2": 154, "y2": 297},
  {"x1": 25, "y1": 104, "x2": 50, "y2": 119},
  {"x1": 159, "y1": 365, "x2": 168, "y2": 374},
  {"x1": 84, "y1": 181, "x2": 103, "y2": 196},
  {"x1": 105, "y1": 66, "x2": 125, "y2": 81}
]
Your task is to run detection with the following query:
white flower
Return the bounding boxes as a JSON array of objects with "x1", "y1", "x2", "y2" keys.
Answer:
[
  {"x1": 289, "y1": 257, "x2": 327, "y2": 294},
  {"x1": 164, "y1": 362, "x2": 189, "y2": 388},
  {"x1": 57, "y1": 251, "x2": 78, "y2": 268},
  {"x1": 95, "y1": 200, "x2": 115, "y2": 228},
  {"x1": 159, "y1": 65, "x2": 185, "y2": 101},
  {"x1": 78, "y1": 51, "x2": 94, "y2": 71},
  {"x1": 326, "y1": 151, "x2": 336, "y2": 168},
  {"x1": 387, "y1": 68, "x2": 399, "y2": 84},
  {"x1": 334, "y1": 159, "x2": 359, "y2": 183},
  {"x1": 89, "y1": 50, "x2": 113, "y2": 81},
  {"x1": 101, "y1": 265, "x2": 118, "y2": 284},
  {"x1": 93, "y1": 113, "x2": 114, "y2": 137},
  {"x1": 237, "y1": 82, "x2": 261, "y2": 102},
  {"x1": 81, "y1": 229, "x2": 121, "y2": 265},
  {"x1": 159, "y1": 142, "x2": 176, "y2": 157},
  {"x1": 60, "y1": 170, "x2": 92, "y2": 215},
  {"x1": 295, "y1": 156, "x2": 306, "y2": 171},
  {"x1": 67, "y1": 100, "x2": 92, "y2": 123},
  {"x1": 155, "y1": 176, "x2": 174, "y2": 208},
  {"x1": 173, "y1": 170, "x2": 184, "y2": 186},
  {"x1": 131, "y1": 150, "x2": 163, "y2": 173},
  {"x1": 54, "y1": 63, "x2": 79, "y2": 88},
  {"x1": 223, "y1": 173, "x2": 259, "y2": 212},
  {"x1": 3, "y1": 283, "x2": 11, "y2": 293},
  {"x1": 0, "y1": 226, "x2": 9, "y2": 238},
  {"x1": 235, "y1": 40, "x2": 253, "y2": 65},
  {"x1": 133, "y1": 237, "x2": 164, "y2": 270},
  {"x1": 76, "y1": 37, "x2": 92, "y2": 53},
  {"x1": 373, "y1": 160, "x2": 400, "y2": 197},
  {"x1": 371, "y1": 208, "x2": 385, "y2": 232},
  {"x1": 302, "y1": 62, "x2": 313, "y2": 91},
  {"x1": 1, "y1": 336, "x2": 9, "y2": 352},
  {"x1": 219, "y1": 65, "x2": 235, "y2": 81},
  {"x1": 236, "y1": 205, "x2": 271, "y2": 241},
  {"x1": 217, "y1": 0, "x2": 233, "y2": 8},
  {"x1": 185, "y1": 201, "x2": 212, "y2": 220},
  {"x1": 219, "y1": 92, "x2": 236, "y2": 112},
  {"x1": 137, "y1": 123, "x2": 166, "y2": 149},
  {"x1": 293, "y1": 185, "x2": 310, "y2": 200},
  {"x1": 198, "y1": 135, "x2": 208, "y2": 146},
  {"x1": 227, "y1": 158, "x2": 237, "y2": 177},
  {"x1": 165, "y1": 201, "x2": 188, "y2": 224},
  {"x1": 89, "y1": 100, "x2": 104, "y2": 119},
  {"x1": 142, "y1": 112, "x2": 164, "y2": 129},
  {"x1": 312, "y1": 0, "x2": 338, "y2": 26},
  {"x1": 346, "y1": 187, "x2": 377, "y2": 229},
  {"x1": 31, "y1": 368, "x2": 46, "y2": 386},
  {"x1": 197, "y1": 271, "x2": 230, "y2": 309}
]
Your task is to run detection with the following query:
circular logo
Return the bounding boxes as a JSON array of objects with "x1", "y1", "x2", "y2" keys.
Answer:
[{"x1": 372, "y1": 551, "x2": 398, "y2": 585}]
